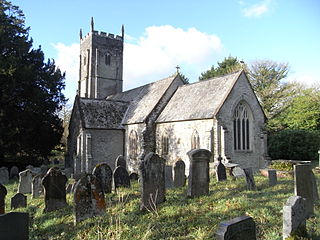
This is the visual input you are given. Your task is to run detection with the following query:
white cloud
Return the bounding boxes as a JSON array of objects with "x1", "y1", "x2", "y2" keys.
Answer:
[
  {"x1": 287, "y1": 73, "x2": 320, "y2": 87},
  {"x1": 242, "y1": 0, "x2": 272, "y2": 18}
]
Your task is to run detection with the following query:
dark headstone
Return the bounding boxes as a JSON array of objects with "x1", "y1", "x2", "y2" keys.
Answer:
[
  {"x1": 187, "y1": 149, "x2": 211, "y2": 198},
  {"x1": 92, "y1": 163, "x2": 113, "y2": 193},
  {"x1": 0, "y1": 212, "x2": 29, "y2": 240},
  {"x1": 40, "y1": 165, "x2": 49, "y2": 175},
  {"x1": 216, "y1": 215, "x2": 256, "y2": 240},
  {"x1": 9, "y1": 166, "x2": 19, "y2": 179},
  {"x1": 129, "y1": 172, "x2": 139, "y2": 181},
  {"x1": 42, "y1": 167, "x2": 68, "y2": 212},
  {"x1": 18, "y1": 169, "x2": 32, "y2": 194},
  {"x1": 11, "y1": 193, "x2": 27, "y2": 209},
  {"x1": 140, "y1": 152, "x2": 165, "y2": 211},
  {"x1": 0, "y1": 183, "x2": 7, "y2": 214},
  {"x1": 26, "y1": 165, "x2": 34, "y2": 171},
  {"x1": 0, "y1": 167, "x2": 9, "y2": 184},
  {"x1": 113, "y1": 166, "x2": 130, "y2": 189},
  {"x1": 268, "y1": 169, "x2": 277, "y2": 187},
  {"x1": 32, "y1": 175, "x2": 42, "y2": 198},
  {"x1": 243, "y1": 168, "x2": 256, "y2": 191},
  {"x1": 310, "y1": 171, "x2": 319, "y2": 201},
  {"x1": 165, "y1": 165, "x2": 173, "y2": 189},
  {"x1": 115, "y1": 155, "x2": 127, "y2": 169},
  {"x1": 74, "y1": 174, "x2": 106, "y2": 224},
  {"x1": 216, "y1": 160, "x2": 227, "y2": 181},
  {"x1": 173, "y1": 160, "x2": 186, "y2": 188}
]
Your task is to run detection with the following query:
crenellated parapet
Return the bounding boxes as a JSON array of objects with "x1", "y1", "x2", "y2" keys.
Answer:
[{"x1": 81, "y1": 30, "x2": 123, "y2": 42}]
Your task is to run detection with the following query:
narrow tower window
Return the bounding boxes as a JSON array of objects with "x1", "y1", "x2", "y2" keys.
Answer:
[
  {"x1": 105, "y1": 54, "x2": 111, "y2": 65},
  {"x1": 233, "y1": 102, "x2": 251, "y2": 151}
]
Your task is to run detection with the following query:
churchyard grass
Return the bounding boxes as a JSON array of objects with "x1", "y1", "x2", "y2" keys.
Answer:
[{"x1": 3, "y1": 172, "x2": 320, "y2": 240}]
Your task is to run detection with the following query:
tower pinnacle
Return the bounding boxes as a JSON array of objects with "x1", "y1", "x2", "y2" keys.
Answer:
[{"x1": 91, "y1": 17, "x2": 94, "y2": 32}]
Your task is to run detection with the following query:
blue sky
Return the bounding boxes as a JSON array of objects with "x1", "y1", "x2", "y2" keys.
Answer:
[{"x1": 11, "y1": 0, "x2": 320, "y2": 103}]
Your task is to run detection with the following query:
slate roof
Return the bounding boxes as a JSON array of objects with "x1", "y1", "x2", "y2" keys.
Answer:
[{"x1": 156, "y1": 71, "x2": 243, "y2": 123}]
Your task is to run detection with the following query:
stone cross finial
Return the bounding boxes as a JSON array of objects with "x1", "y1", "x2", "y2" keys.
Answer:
[
  {"x1": 176, "y1": 65, "x2": 180, "y2": 73},
  {"x1": 121, "y1": 24, "x2": 124, "y2": 38},
  {"x1": 79, "y1": 28, "x2": 82, "y2": 40}
]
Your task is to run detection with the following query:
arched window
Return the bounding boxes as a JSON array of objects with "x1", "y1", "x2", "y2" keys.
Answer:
[
  {"x1": 161, "y1": 133, "x2": 169, "y2": 156},
  {"x1": 233, "y1": 102, "x2": 251, "y2": 151},
  {"x1": 105, "y1": 54, "x2": 111, "y2": 65},
  {"x1": 191, "y1": 130, "x2": 200, "y2": 149},
  {"x1": 129, "y1": 130, "x2": 137, "y2": 159}
]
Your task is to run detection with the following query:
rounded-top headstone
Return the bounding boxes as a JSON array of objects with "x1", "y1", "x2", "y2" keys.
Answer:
[
  {"x1": 129, "y1": 172, "x2": 139, "y2": 181},
  {"x1": 11, "y1": 193, "x2": 27, "y2": 209},
  {"x1": 173, "y1": 159, "x2": 186, "y2": 188},
  {"x1": 0, "y1": 167, "x2": 9, "y2": 184},
  {"x1": 92, "y1": 163, "x2": 113, "y2": 194},
  {"x1": 9, "y1": 166, "x2": 19, "y2": 179},
  {"x1": 113, "y1": 166, "x2": 130, "y2": 189},
  {"x1": 187, "y1": 149, "x2": 212, "y2": 161},
  {"x1": 115, "y1": 155, "x2": 126, "y2": 169},
  {"x1": 18, "y1": 169, "x2": 32, "y2": 194},
  {"x1": 0, "y1": 183, "x2": 7, "y2": 214}
]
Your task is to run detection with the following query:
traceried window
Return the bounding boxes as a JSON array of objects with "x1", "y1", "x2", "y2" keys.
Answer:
[
  {"x1": 161, "y1": 133, "x2": 169, "y2": 156},
  {"x1": 129, "y1": 130, "x2": 138, "y2": 159},
  {"x1": 233, "y1": 102, "x2": 251, "y2": 151},
  {"x1": 105, "y1": 54, "x2": 111, "y2": 65},
  {"x1": 191, "y1": 130, "x2": 200, "y2": 149}
]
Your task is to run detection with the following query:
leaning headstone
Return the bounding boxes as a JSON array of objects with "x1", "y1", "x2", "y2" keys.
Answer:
[
  {"x1": 283, "y1": 196, "x2": 307, "y2": 239},
  {"x1": 165, "y1": 165, "x2": 173, "y2": 189},
  {"x1": 42, "y1": 167, "x2": 68, "y2": 212},
  {"x1": 0, "y1": 212, "x2": 29, "y2": 240},
  {"x1": 268, "y1": 169, "x2": 277, "y2": 187},
  {"x1": 129, "y1": 172, "x2": 139, "y2": 181},
  {"x1": 32, "y1": 175, "x2": 43, "y2": 198},
  {"x1": 0, "y1": 167, "x2": 9, "y2": 184},
  {"x1": 74, "y1": 174, "x2": 106, "y2": 224},
  {"x1": 9, "y1": 166, "x2": 19, "y2": 179},
  {"x1": 294, "y1": 164, "x2": 314, "y2": 217},
  {"x1": 187, "y1": 149, "x2": 211, "y2": 198},
  {"x1": 11, "y1": 193, "x2": 27, "y2": 209},
  {"x1": 115, "y1": 155, "x2": 127, "y2": 169},
  {"x1": 113, "y1": 166, "x2": 130, "y2": 190},
  {"x1": 92, "y1": 163, "x2": 113, "y2": 193},
  {"x1": 0, "y1": 183, "x2": 7, "y2": 214},
  {"x1": 173, "y1": 160, "x2": 186, "y2": 188},
  {"x1": 243, "y1": 168, "x2": 256, "y2": 191},
  {"x1": 216, "y1": 157, "x2": 227, "y2": 181},
  {"x1": 216, "y1": 215, "x2": 256, "y2": 240},
  {"x1": 140, "y1": 152, "x2": 165, "y2": 211},
  {"x1": 18, "y1": 169, "x2": 32, "y2": 194}
]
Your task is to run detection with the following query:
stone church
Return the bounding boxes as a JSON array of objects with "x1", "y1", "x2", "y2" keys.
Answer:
[{"x1": 66, "y1": 21, "x2": 268, "y2": 176}]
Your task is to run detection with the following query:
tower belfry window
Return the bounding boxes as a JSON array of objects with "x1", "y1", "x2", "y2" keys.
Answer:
[{"x1": 105, "y1": 54, "x2": 111, "y2": 65}]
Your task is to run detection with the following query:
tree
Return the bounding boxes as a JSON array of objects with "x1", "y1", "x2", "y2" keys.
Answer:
[{"x1": 0, "y1": 0, "x2": 66, "y2": 163}]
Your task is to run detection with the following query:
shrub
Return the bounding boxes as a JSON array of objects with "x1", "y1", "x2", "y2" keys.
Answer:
[{"x1": 270, "y1": 161, "x2": 294, "y2": 171}]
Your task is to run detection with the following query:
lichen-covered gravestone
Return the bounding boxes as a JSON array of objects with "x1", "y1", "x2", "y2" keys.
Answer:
[
  {"x1": 9, "y1": 166, "x2": 19, "y2": 179},
  {"x1": 283, "y1": 196, "x2": 307, "y2": 239},
  {"x1": 173, "y1": 159, "x2": 186, "y2": 188},
  {"x1": 18, "y1": 169, "x2": 33, "y2": 194},
  {"x1": 42, "y1": 167, "x2": 68, "y2": 212},
  {"x1": 0, "y1": 167, "x2": 9, "y2": 184},
  {"x1": 92, "y1": 163, "x2": 113, "y2": 193},
  {"x1": 187, "y1": 149, "x2": 211, "y2": 198},
  {"x1": 216, "y1": 215, "x2": 256, "y2": 240},
  {"x1": 32, "y1": 175, "x2": 43, "y2": 198},
  {"x1": 115, "y1": 155, "x2": 127, "y2": 169},
  {"x1": 74, "y1": 174, "x2": 106, "y2": 224},
  {"x1": 140, "y1": 152, "x2": 165, "y2": 211},
  {"x1": 113, "y1": 166, "x2": 130, "y2": 190},
  {"x1": 165, "y1": 165, "x2": 173, "y2": 189},
  {"x1": 0, "y1": 212, "x2": 29, "y2": 240},
  {"x1": 216, "y1": 157, "x2": 227, "y2": 181},
  {"x1": 243, "y1": 167, "x2": 256, "y2": 191},
  {"x1": 268, "y1": 169, "x2": 277, "y2": 187},
  {"x1": 11, "y1": 193, "x2": 27, "y2": 209},
  {"x1": 0, "y1": 183, "x2": 7, "y2": 214}
]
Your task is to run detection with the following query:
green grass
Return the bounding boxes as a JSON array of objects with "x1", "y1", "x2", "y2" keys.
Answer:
[{"x1": 3, "y1": 171, "x2": 320, "y2": 240}]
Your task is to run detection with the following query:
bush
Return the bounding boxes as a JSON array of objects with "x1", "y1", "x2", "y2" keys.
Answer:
[{"x1": 268, "y1": 129, "x2": 320, "y2": 161}]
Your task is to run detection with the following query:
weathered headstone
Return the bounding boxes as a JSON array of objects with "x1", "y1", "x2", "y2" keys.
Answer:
[
  {"x1": 0, "y1": 212, "x2": 29, "y2": 240},
  {"x1": 26, "y1": 165, "x2": 34, "y2": 172},
  {"x1": 63, "y1": 168, "x2": 72, "y2": 178},
  {"x1": 32, "y1": 167, "x2": 41, "y2": 176},
  {"x1": 32, "y1": 175, "x2": 42, "y2": 198},
  {"x1": 268, "y1": 169, "x2": 277, "y2": 187},
  {"x1": 18, "y1": 169, "x2": 32, "y2": 194},
  {"x1": 310, "y1": 171, "x2": 319, "y2": 201},
  {"x1": 92, "y1": 163, "x2": 113, "y2": 193},
  {"x1": 243, "y1": 168, "x2": 256, "y2": 191},
  {"x1": 165, "y1": 165, "x2": 173, "y2": 189},
  {"x1": 0, "y1": 167, "x2": 9, "y2": 184},
  {"x1": 294, "y1": 164, "x2": 314, "y2": 217},
  {"x1": 11, "y1": 193, "x2": 27, "y2": 209},
  {"x1": 216, "y1": 157, "x2": 227, "y2": 181},
  {"x1": 74, "y1": 174, "x2": 106, "y2": 224},
  {"x1": 115, "y1": 155, "x2": 127, "y2": 169},
  {"x1": 113, "y1": 166, "x2": 130, "y2": 189},
  {"x1": 129, "y1": 172, "x2": 139, "y2": 181},
  {"x1": 140, "y1": 152, "x2": 165, "y2": 211},
  {"x1": 187, "y1": 149, "x2": 211, "y2": 198},
  {"x1": 283, "y1": 196, "x2": 307, "y2": 239},
  {"x1": 40, "y1": 165, "x2": 49, "y2": 175},
  {"x1": 9, "y1": 166, "x2": 19, "y2": 179},
  {"x1": 42, "y1": 167, "x2": 68, "y2": 212},
  {"x1": 216, "y1": 215, "x2": 256, "y2": 240},
  {"x1": 0, "y1": 183, "x2": 7, "y2": 214},
  {"x1": 173, "y1": 159, "x2": 186, "y2": 188}
]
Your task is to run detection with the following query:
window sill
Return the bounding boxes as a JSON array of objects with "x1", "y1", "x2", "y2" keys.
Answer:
[{"x1": 234, "y1": 150, "x2": 253, "y2": 153}]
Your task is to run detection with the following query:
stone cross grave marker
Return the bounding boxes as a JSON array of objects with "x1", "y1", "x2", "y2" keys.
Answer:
[
  {"x1": 113, "y1": 166, "x2": 130, "y2": 190},
  {"x1": 42, "y1": 167, "x2": 68, "y2": 212},
  {"x1": 9, "y1": 166, "x2": 19, "y2": 179},
  {"x1": 18, "y1": 169, "x2": 32, "y2": 194},
  {"x1": 11, "y1": 193, "x2": 27, "y2": 209},
  {"x1": 140, "y1": 152, "x2": 165, "y2": 211},
  {"x1": 0, "y1": 167, "x2": 9, "y2": 184},
  {"x1": 0, "y1": 212, "x2": 29, "y2": 240},
  {"x1": 187, "y1": 149, "x2": 211, "y2": 198},
  {"x1": 243, "y1": 168, "x2": 256, "y2": 191},
  {"x1": 173, "y1": 159, "x2": 186, "y2": 188},
  {"x1": 129, "y1": 172, "x2": 139, "y2": 181},
  {"x1": 74, "y1": 174, "x2": 106, "y2": 224},
  {"x1": 92, "y1": 163, "x2": 113, "y2": 194},
  {"x1": 0, "y1": 183, "x2": 7, "y2": 214},
  {"x1": 115, "y1": 155, "x2": 127, "y2": 169},
  {"x1": 216, "y1": 156, "x2": 227, "y2": 181},
  {"x1": 216, "y1": 215, "x2": 256, "y2": 240},
  {"x1": 268, "y1": 169, "x2": 277, "y2": 187},
  {"x1": 165, "y1": 165, "x2": 173, "y2": 189},
  {"x1": 283, "y1": 196, "x2": 307, "y2": 239},
  {"x1": 32, "y1": 175, "x2": 43, "y2": 198}
]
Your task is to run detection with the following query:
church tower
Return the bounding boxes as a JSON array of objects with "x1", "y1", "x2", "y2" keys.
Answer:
[{"x1": 78, "y1": 18, "x2": 124, "y2": 99}]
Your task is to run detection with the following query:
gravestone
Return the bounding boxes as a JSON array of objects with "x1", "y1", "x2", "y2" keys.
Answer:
[
  {"x1": 216, "y1": 157, "x2": 227, "y2": 181},
  {"x1": 26, "y1": 165, "x2": 34, "y2": 172},
  {"x1": 11, "y1": 193, "x2": 27, "y2": 209},
  {"x1": 115, "y1": 155, "x2": 126, "y2": 169},
  {"x1": 187, "y1": 149, "x2": 211, "y2": 198},
  {"x1": 9, "y1": 166, "x2": 19, "y2": 179},
  {"x1": 74, "y1": 174, "x2": 106, "y2": 224},
  {"x1": 18, "y1": 169, "x2": 32, "y2": 194},
  {"x1": 32, "y1": 167, "x2": 41, "y2": 175},
  {"x1": 32, "y1": 175, "x2": 42, "y2": 198},
  {"x1": 63, "y1": 168, "x2": 72, "y2": 178},
  {"x1": 66, "y1": 183, "x2": 73, "y2": 194},
  {"x1": 140, "y1": 152, "x2": 165, "y2": 211},
  {"x1": 113, "y1": 166, "x2": 130, "y2": 189},
  {"x1": 42, "y1": 167, "x2": 68, "y2": 212},
  {"x1": 294, "y1": 164, "x2": 314, "y2": 217},
  {"x1": 129, "y1": 172, "x2": 139, "y2": 181},
  {"x1": 40, "y1": 165, "x2": 49, "y2": 175},
  {"x1": 268, "y1": 169, "x2": 277, "y2": 187},
  {"x1": 0, "y1": 167, "x2": 9, "y2": 184},
  {"x1": 243, "y1": 168, "x2": 256, "y2": 191},
  {"x1": 0, "y1": 212, "x2": 29, "y2": 240},
  {"x1": 283, "y1": 196, "x2": 307, "y2": 239},
  {"x1": 165, "y1": 165, "x2": 173, "y2": 189},
  {"x1": 173, "y1": 159, "x2": 186, "y2": 188},
  {"x1": 0, "y1": 183, "x2": 7, "y2": 214},
  {"x1": 216, "y1": 215, "x2": 256, "y2": 240},
  {"x1": 310, "y1": 171, "x2": 319, "y2": 201},
  {"x1": 92, "y1": 163, "x2": 113, "y2": 193}
]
